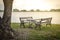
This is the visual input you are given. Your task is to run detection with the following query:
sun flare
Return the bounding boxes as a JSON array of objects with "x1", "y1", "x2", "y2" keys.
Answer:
[{"x1": 13, "y1": 0, "x2": 52, "y2": 10}]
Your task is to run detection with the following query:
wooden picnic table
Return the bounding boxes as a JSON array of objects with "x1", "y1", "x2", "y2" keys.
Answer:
[{"x1": 25, "y1": 19, "x2": 41, "y2": 28}]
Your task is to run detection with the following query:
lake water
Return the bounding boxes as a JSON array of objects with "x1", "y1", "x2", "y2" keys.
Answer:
[{"x1": 0, "y1": 12, "x2": 60, "y2": 24}]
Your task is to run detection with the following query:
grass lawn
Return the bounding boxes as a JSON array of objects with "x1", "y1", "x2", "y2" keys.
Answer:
[{"x1": 11, "y1": 23, "x2": 60, "y2": 40}]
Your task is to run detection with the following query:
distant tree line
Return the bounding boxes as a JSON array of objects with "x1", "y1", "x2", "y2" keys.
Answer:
[
  {"x1": 50, "y1": 9, "x2": 60, "y2": 12},
  {"x1": 0, "y1": 9, "x2": 60, "y2": 12},
  {"x1": 13, "y1": 9, "x2": 60, "y2": 12},
  {"x1": 13, "y1": 9, "x2": 41, "y2": 12}
]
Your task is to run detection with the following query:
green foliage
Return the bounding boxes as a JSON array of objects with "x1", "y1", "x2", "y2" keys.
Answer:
[
  {"x1": 20, "y1": 10, "x2": 27, "y2": 12},
  {"x1": 30, "y1": 9, "x2": 34, "y2": 12},
  {"x1": 13, "y1": 9, "x2": 20, "y2": 12},
  {"x1": 36, "y1": 9, "x2": 40, "y2": 12},
  {"x1": 50, "y1": 9, "x2": 60, "y2": 12},
  {"x1": 12, "y1": 9, "x2": 60, "y2": 12}
]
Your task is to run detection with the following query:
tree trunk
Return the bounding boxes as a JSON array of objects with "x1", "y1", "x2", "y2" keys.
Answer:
[
  {"x1": 3, "y1": 0, "x2": 13, "y2": 28},
  {"x1": 0, "y1": 0, "x2": 14, "y2": 40}
]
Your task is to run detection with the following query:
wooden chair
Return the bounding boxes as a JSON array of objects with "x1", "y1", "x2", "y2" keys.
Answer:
[
  {"x1": 19, "y1": 17, "x2": 33, "y2": 28},
  {"x1": 34, "y1": 17, "x2": 52, "y2": 29},
  {"x1": 40, "y1": 17, "x2": 52, "y2": 27}
]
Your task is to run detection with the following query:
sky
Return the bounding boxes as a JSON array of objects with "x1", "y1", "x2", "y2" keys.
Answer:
[{"x1": 0, "y1": 0, "x2": 60, "y2": 10}]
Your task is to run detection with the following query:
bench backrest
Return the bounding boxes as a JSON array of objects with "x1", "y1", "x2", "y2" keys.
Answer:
[
  {"x1": 19, "y1": 17, "x2": 33, "y2": 23},
  {"x1": 41, "y1": 17, "x2": 52, "y2": 24}
]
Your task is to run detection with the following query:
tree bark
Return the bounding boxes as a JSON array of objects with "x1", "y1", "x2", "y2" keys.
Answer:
[
  {"x1": 0, "y1": 0, "x2": 14, "y2": 40},
  {"x1": 3, "y1": 0, "x2": 13, "y2": 28}
]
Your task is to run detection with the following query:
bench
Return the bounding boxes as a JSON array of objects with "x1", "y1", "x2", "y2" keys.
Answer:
[
  {"x1": 34, "y1": 17, "x2": 52, "y2": 29},
  {"x1": 19, "y1": 17, "x2": 52, "y2": 29},
  {"x1": 40, "y1": 17, "x2": 52, "y2": 26},
  {"x1": 19, "y1": 17, "x2": 33, "y2": 28},
  {"x1": 35, "y1": 17, "x2": 52, "y2": 28}
]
